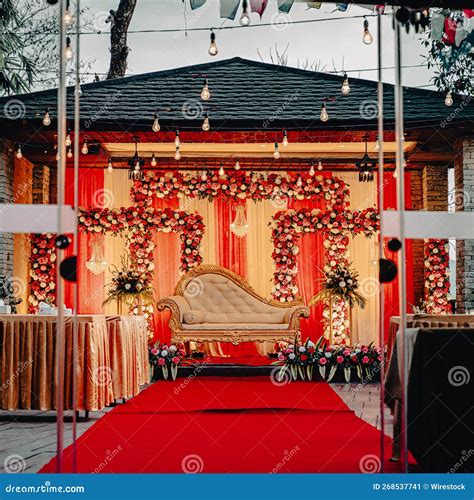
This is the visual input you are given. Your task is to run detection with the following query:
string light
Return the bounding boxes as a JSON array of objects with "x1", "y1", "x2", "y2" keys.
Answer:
[
  {"x1": 239, "y1": 0, "x2": 251, "y2": 26},
  {"x1": 65, "y1": 37, "x2": 73, "y2": 60},
  {"x1": 309, "y1": 162, "x2": 315, "y2": 176},
  {"x1": 67, "y1": 147, "x2": 73, "y2": 159},
  {"x1": 202, "y1": 112, "x2": 210, "y2": 131},
  {"x1": 152, "y1": 112, "x2": 160, "y2": 132},
  {"x1": 201, "y1": 78, "x2": 211, "y2": 101},
  {"x1": 81, "y1": 139, "x2": 88, "y2": 155},
  {"x1": 363, "y1": 19, "x2": 373, "y2": 45},
  {"x1": 320, "y1": 102, "x2": 329, "y2": 122},
  {"x1": 445, "y1": 91, "x2": 453, "y2": 107},
  {"x1": 43, "y1": 109, "x2": 51, "y2": 126},
  {"x1": 341, "y1": 73, "x2": 350, "y2": 95},
  {"x1": 151, "y1": 153, "x2": 157, "y2": 167},
  {"x1": 282, "y1": 130, "x2": 288, "y2": 147},
  {"x1": 65, "y1": 129, "x2": 72, "y2": 147},
  {"x1": 201, "y1": 169, "x2": 208, "y2": 181},
  {"x1": 174, "y1": 145, "x2": 181, "y2": 161},
  {"x1": 374, "y1": 137, "x2": 380, "y2": 151},
  {"x1": 317, "y1": 159, "x2": 323, "y2": 171},
  {"x1": 15, "y1": 144, "x2": 22, "y2": 159},
  {"x1": 64, "y1": 0, "x2": 73, "y2": 26},
  {"x1": 273, "y1": 142, "x2": 280, "y2": 160},
  {"x1": 234, "y1": 158, "x2": 241, "y2": 170},
  {"x1": 107, "y1": 158, "x2": 113, "y2": 172},
  {"x1": 174, "y1": 130, "x2": 180, "y2": 147},
  {"x1": 218, "y1": 163, "x2": 225, "y2": 178},
  {"x1": 208, "y1": 30, "x2": 218, "y2": 56}
]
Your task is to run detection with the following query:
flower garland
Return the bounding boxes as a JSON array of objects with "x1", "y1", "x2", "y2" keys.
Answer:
[
  {"x1": 131, "y1": 171, "x2": 350, "y2": 210},
  {"x1": 424, "y1": 239, "x2": 450, "y2": 314},
  {"x1": 28, "y1": 233, "x2": 56, "y2": 312}
]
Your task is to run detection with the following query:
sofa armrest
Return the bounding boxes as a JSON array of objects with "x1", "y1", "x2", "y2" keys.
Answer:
[
  {"x1": 157, "y1": 295, "x2": 191, "y2": 327},
  {"x1": 284, "y1": 306, "x2": 310, "y2": 329}
]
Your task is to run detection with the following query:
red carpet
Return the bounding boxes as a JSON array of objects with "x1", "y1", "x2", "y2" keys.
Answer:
[{"x1": 41, "y1": 377, "x2": 401, "y2": 473}]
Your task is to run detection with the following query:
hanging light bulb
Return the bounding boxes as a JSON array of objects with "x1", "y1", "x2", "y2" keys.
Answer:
[
  {"x1": 15, "y1": 144, "x2": 22, "y2": 159},
  {"x1": 151, "y1": 153, "x2": 157, "y2": 167},
  {"x1": 107, "y1": 158, "x2": 113, "y2": 172},
  {"x1": 81, "y1": 139, "x2": 88, "y2": 155},
  {"x1": 282, "y1": 130, "x2": 289, "y2": 147},
  {"x1": 174, "y1": 146, "x2": 181, "y2": 161},
  {"x1": 65, "y1": 37, "x2": 73, "y2": 60},
  {"x1": 43, "y1": 109, "x2": 51, "y2": 126},
  {"x1": 374, "y1": 137, "x2": 380, "y2": 151},
  {"x1": 208, "y1": 31, "x2": 218, "y2": 56},
  {"x1": 296, "y1": 176, "x2": 303, "y2": 188},
  {"x1": 273, "y1": 142, "x2": 280, "y2": 159},
  {"x1": 219, "y1": 163, "x2": 225, "y2": 178},
  {"x1": 64, "y1": 9, "x2": 73, "y2": 26},
  {"x1": 239, "y1": 0, "x2": 251, "y2": 26},
  {"x1": 341, "y1": 73, "x2": 350, "y2": 95},
  {"x1": 393, "y1": 169, "x2": 398, "y2": 179},
  {"x1": 67, "y1": 147, "x2": 73, "y2": 159},
  {"x1": 445, "y1": 91, "x2": 453, "y2": 107},
  {"x1": 65, "y1": 129, "x2": 71, "y2": 147},
  {"x1": 202, "y1": 112, "x2": 210, "y2": 131},
  {"x1": 317, "y1": 159, "x2": 323, "y2": 171},
  {"x1": 320, "y1": 102, "x2": 329, "y2": 122},
  {"x1": 174, "y1": 130, "x2": 180, "y2": 147},
  {"x1": 152, "y1": 112, "x2": 160, "y2": 132},
  {"x1": 201, "y1": 78, "x2": 211, "y2": 101},
  {"x1": 234, "y1": 158, "x2": 241, "y2": 170},
  {"x1": 363, "y1": 19, "x2": 373, "y2": 45},
  {"x1": 201, "y1": 169, "x2": 208, "y2": 181},
  {"x1": 309, "y1": 162, "x2": 315, "y2": 176}
]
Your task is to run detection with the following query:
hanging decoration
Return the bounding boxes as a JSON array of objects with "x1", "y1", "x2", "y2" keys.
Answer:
[
  {"x1": 28, "y1": 234, "x2": 57, "y2": 312},
  {"x1": 230, "y1": 204, "x2": 250, "y2": 238},
  {"x1": 424, "y1": 239, "x2": 451, "y2": 314},
  {"x1": 355, "y1": 134, "x2": 376, "y2": 182},
  {"x1": 85, "y1": 234, "x2": 108, "y2": 275}
]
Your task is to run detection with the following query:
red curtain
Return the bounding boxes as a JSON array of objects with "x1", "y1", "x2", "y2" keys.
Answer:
[{"x1": 64, "y1": 168, "x2": 105, "y2": 313}]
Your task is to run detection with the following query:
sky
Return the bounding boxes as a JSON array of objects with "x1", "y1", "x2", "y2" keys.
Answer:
[{"x1": 78, "y1": 0, "x2": 435, "y2": 90}]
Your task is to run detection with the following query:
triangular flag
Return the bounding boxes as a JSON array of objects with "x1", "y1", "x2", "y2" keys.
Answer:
[
  {"x1": 190, "y1": 0, "x2": 206, "y2": 9},
  {"x1": 278, "y1": 0, "x2": 294, "y2": 14},
  {"x1": 220, "y1": 0, "x2": 240, "y2": 20},
  {"x1": 336, "y1": 3, "x2": 349, "y2": 12},
  {"x1": 443, "y1": 16, "x2": 456, "y2": 46},
  {"x1": 306, "y1": 2, "x2": 322, "y2": 8},
  {"x1": 250, "y1": 0, "x2": 268, "y2": 18},
  {"x1": 430, "y1": 11, "x2": 445, "y2": 41},
  {"x1": 455, "y1": 10, "x2": 474, "y2": 47}
]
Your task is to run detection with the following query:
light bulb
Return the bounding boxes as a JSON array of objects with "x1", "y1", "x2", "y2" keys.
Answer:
[
  {"x1": 296, "y1": 176, "x2": 303, "y2": 188},
  {"x1": 219, "y1": 164, "x2": 225, "y2": 177},
  {"x1": 239, "y1": 0, "x2": 251, "y2": 26},
  {"x1": 152, "y1": 113, "x2": 160, "y2": 132},
  {"x1": 317, "y1": 159, "x2": 323, "y2": 171},
  {"x1": 134, "y1": 160, "x2": 140, "y2": 170},
  {"x1": 234, "y1": 159, "x2": 241, "y2": 170},
  {"x1": 174, "y1": 130, "x2": 180, "y2": 147},
  {"x1": 363, "y1": 19, "x2": 373, "y2": 45},
  {"x1": 67, "y1": 147, "x2": 73, "y2": 159},
  {"x1": 202, "y1": 113, "x2": 210, "y2": 131},
  {"x1": 174, "y1": 146, "x2": 181, "y2": 161},
  {"x1": 151, "y1": 153, "x2": 157, "y2": 167},
  {"x1": 65, "y1": 131, "x2": 71, "y2": 147},
  {"x1": 374, "y1": 138, "x2": 380, "y2": 151},
  {"x1": 43, "y1": 109, "x2": 51, "y2": 126},
  {"x1": 201, "y1": 170, "x2": 208, "y2": 181},
  {"x1": 201, "y1": 79, "x2": 210, "y2": 101},
  {"x1": 208, "y1": 31, "x2": 218, "y2": 56},
  {"x1": 273, "y1": 142, "x2": 280, "y2": 160},
  {"x1": 81, "y1": 140, "x2": 88, "y2": 155},
  {"x1": 282, "y1": 130, "x2": 288, "y2": 147},
  {"x1": 64, "y1": 10, "x2": 73, "y2": 26},
  {"x1": 393, "y1": 169, "x2": 398, "y2": 179},
  {"x1": 341, "y1": 73, "x2": 350, "y2": 95},
  {"x1": 107, "y1": 159, "x2": 113, "y2": 172},
  {"x1": 445, "y1": 91, "x2": 453, "y2": 107},
  {"x1": 56, "y1": 152, "x2": 60, "y2": 161},
  {"x1": 320, "y1": 102, "x2": 329, "y2": 122},
  {"x1": 309, "y1": 163, "x2": 315, "y2": 176},
  {"x1": 16, "y1": 145, "x2": 22, "y2": 159},
  {"x1": 65, "y1": 37, "x2": 73, "y2": 60}
]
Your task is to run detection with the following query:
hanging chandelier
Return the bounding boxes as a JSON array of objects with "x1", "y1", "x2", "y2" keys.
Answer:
[
  {"x1": 230, "y1": 205, "x2": 249, "y2": 238},
  {"x1": 128, "y1": 137, "x2": 145, "y2": 181},
  {"x1": 86, "y1": 235, "x2": 108, "y2": 275},
  {"x1": 356, "y1": 134, "x2": 376, "y2": 182}
]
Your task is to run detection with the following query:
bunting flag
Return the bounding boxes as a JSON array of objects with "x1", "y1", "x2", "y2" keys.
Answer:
[
  {"x1": 250, "y1": 0, "x2": 268, "y2": 18},
  {"x1": 335, "y1": 3, "x2": 349, "y2": 12},
  {"x1": 220, "y1": 0, "x2": 240, "y2": 20},
  {"x1": 277, "y1": 0, "x2": 294, "y2": 14},
  {"x1": 190, "y1": 0, "x2": 206, "y2": 9},
  {"x1": 455, "y1": 9, "x2": 474, "y2": 47},
  {"x1": 306, "y1": 2, "x2": 322, "y2": 8},
  {"x1": 430, "y1": 11, "x2": 445, "y2": 41}
]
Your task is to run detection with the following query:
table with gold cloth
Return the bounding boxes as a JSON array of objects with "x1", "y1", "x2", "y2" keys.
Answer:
[{"x1": 0, "y1": 315, "x2": 149, "y2": 412}]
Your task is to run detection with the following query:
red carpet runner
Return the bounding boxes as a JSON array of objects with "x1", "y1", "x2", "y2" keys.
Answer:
[{"x1": 41, "y1": 377, "x2": 400, "y2": 473}]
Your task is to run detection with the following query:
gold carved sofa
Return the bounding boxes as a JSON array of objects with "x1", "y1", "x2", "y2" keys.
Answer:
[{"x1": 157, "y1": 265, "x2": 310, "y2": 345}]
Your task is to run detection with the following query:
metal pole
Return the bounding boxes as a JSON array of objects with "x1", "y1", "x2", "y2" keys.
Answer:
[
  {"x1": 394, "y1": 11, "x2": 408, "y2": 473},
  {"x1": 376, "y1": 10, "x2": 385, "y2": 472},
  {"x1": 56, "y1": 0, "x2": 67, "y2": 473},
  {"x1": 72, "y1": 0, "x2": 81, "y2": 474}
]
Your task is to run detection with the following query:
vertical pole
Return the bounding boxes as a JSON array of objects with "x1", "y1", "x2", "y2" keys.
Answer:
[
  {"x1": 56, "y1": 0, "x2": 67, "y2": 473},
  {"x1": 394, "y1": 12, "x2": 408, "y2": 473},
  {"x1": 72, "y1": 0, "x2": 81, "y2": 473},
  {"x1": 376, "y1": 10, "x2": 385, "y2": 472}
]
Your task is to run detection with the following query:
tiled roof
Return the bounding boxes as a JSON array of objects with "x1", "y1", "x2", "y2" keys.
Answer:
[{"x1": 0, "y1": 57, "x2": 472, "y2": 130}]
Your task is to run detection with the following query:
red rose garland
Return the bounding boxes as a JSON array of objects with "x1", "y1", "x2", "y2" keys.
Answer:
[
  {"x1": 28, "y1": 233, "x2": 57, "y2": 312},
  {"x1": 424, "y1": 239, "x2": 450, "y2": 314},
  {"x1": 131, "y1": 171, "x2": 350, "y2": 210}
]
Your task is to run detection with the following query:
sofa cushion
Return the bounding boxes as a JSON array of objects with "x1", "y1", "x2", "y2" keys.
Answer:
[
  {"x1": 183, "y1": 310, "x2": 204, "y2": 324},
  {"x1": 181, "y1": 323, "x2": 289, "y2": 331},
  {"x1": 182, "y1": 274, "x2": 289, "y2": 324}
]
